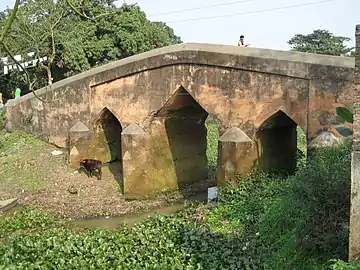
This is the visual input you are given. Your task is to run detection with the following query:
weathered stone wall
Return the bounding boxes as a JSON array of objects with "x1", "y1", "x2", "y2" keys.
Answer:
[
  {"x1": 4, "y1": 43, "x2": 355, "y2": 197},
  {"x1": 349, "y1": 24, "x2": 360, "y2": 260}
]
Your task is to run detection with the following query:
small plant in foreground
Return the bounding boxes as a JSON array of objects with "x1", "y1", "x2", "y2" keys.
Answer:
[
  {"x1": 330, "y1": 259, "x2": 360, "y2": 270},
  {"x1": 0, "y1": 207, "x2": 57, "y2": 241},
  {"x1": 0, "y1": 108, "x2": 5, "y2": 130},
  {"x1": 335, "y1": 106, "x2": 353, "y2": 137}
]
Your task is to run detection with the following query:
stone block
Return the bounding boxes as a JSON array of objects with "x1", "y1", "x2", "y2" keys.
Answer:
[
  {"x1": 216, "y1": 127, "x2": 256, "y2": 184},
  {"x1": 68, "y1": 121, "x2": 91, "y2": 168},
  {"x1": 121, "y1": 122, "x2": 180, "y2": 198},
  {"x1": 122, "y1": 119, "x2": 208, "y2": 198}
]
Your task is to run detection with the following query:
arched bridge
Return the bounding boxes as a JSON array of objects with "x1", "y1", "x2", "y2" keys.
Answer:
[{"x1": 5, "y1": 43, "x2": 355, "y2": 197}]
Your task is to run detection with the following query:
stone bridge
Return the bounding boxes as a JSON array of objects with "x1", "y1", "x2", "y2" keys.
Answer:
[{"x1": 5, "y1": 43, "x2": 355, "y2": 197}]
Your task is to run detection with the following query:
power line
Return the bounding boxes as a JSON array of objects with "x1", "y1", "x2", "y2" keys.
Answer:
[
  {"x1": 163, "y1": 0, "x2": 336, "y2": 24},
  {"x1": 148, "y1": 0, "x2": 259, "y2": 16}
]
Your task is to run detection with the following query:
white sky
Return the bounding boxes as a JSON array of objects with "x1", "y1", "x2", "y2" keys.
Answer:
[{"x1": 1, "y1": 0, "x2": 359, "y2": 51}]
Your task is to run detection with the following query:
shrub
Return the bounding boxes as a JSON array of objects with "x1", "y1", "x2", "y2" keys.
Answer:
[
  {"x1": 330, "y1": 260, "x2": 360, "y2": 270},
  {"x1": 204, "y1": 141, "x2": 351, "y2": 269},
  {"x1": 0, "y1": 108, "x2": 5, "y2": 130}
]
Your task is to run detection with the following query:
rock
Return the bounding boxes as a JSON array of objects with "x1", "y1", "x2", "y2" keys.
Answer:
[
  {"x1": 51, "y1": 150, "x2": 63, "y2": 156},
  {"x1": 308, "y1": 131, "x2": 342, "y2": 150},
  {"x1": 0, "y1": 198, "x2": 18, "y2": 212},
  {"x1": 67, "y1": 185, "x2": 78, "y2": 195}
]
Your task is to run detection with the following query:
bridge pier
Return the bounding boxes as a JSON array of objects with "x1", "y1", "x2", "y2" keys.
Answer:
[
  {"x1": 121, "y1": 117, "x2": 209, "y2": 199},
  {"x1": 121, "y1": 123, "x2": 171, "y2": 198},
  {"x1": 68, "y1": 121, "x2": 92, "y2": 168},
  {"x1": 216, "y1": 127, "x2": 257, "y2": 185}
]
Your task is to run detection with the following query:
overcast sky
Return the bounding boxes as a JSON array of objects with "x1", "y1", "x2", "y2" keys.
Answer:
[{"x1": 1, "y1": 0, "x2": 359, "y2": 51}]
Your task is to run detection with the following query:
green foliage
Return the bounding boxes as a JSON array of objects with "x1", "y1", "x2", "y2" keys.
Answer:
[
  {"x1": 0, "y1": 130, "x2": 50, "y2": 190},
  {"x1": 0, "y1": 1, "x2": 182, "y2": 99},
  {"x1": 0, "y1": 107, "x2": 5, "y2": 130},
  {"x1": 0, "y1": 209, "x2": 251, "y2": 269},
  {"x1": 288, "y1": 29, "x2": 355, "y2": 56},
  {"x1": 204, "y1": 142, "x2": 351, "y2": 269},
  {"x1": 335, "y1": 106, "x2": 354, "y2": 137},
  {"x1": 330, "y1": 260, "x2": 360, "y2": 270},
  {"x1": 0, "y1": 141, "x2": 353, "y2": 269},
  {"x1": 0, "y1": 207, "x2": 57, "y2": 240},
  {"x1": 336, "y1": 107, "x2": 353, "y2": 124},
  {"x1": 205, "y1": 117, "x2": 219, "y2": 167}
]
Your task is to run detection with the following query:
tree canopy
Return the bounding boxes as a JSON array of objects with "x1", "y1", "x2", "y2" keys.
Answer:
[
  {"x1": 0, "y1": 0, "x2": 181, "y2": 101},
  {"x1": 287, "y1": 29, "x2": 354, "y2": 56}
]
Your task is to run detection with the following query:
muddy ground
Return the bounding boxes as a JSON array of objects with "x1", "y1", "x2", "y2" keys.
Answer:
[{"x1": 0, "y1": 131, "x2": 216, "y2": 219}]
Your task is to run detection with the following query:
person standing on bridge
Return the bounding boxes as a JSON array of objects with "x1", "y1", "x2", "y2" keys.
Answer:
[{"x1": 238, "y1": 35, "x2": 250, "y2": 47}]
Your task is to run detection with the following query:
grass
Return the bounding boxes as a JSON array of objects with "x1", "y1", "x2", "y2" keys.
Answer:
[
  {"x1": 0, "y1": 131, "x2": 52, "y2": 191},
  {"x1": 206, "y1": 117, "x2": 219, "y2": 167},
  {"x1": 0, "y1": 122, "x2": 357, "y2": 269}
]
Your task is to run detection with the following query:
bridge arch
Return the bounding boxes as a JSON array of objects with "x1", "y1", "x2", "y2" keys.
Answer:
[
  {"x1": 92, "y1": 107, "x2": 123, "y2": 187},
  {"x1": 255, "y1": 110, "x2": 305, "y2": 174},
  {"x1": 152, "y1": 85, "x2": 219, "y2": 187},
  {"x1": 92, "y1": 107, "x2": 123, "y2": 162}
]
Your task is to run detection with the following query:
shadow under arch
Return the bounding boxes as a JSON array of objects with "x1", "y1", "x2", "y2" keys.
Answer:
[
  {"x1": 255, "y1": 110, "x2": 303, "y2": 175},
  {"x1": 155, "y1": 85, "x2": 217, "y2": 190},
  {"x1": 93, "y1": 107, "x2": 124, "y2": 191}
]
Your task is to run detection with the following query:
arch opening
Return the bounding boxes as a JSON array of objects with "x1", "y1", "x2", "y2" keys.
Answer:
[
  {"x1": 93, "y1": 107, "x2": 123, "y2": 189},
  {"x1": 156, "y1": 86, "x2": 218, "y2": 189},
  {"x1": 255, "y1": 110, "x2": 306, "y2": 175},
  {"x1": 205, "y1": 115, "x2": 220, "y2": 182}
]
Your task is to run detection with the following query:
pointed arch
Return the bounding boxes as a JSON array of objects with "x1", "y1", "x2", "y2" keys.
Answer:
[
  {"x1": 255, "y1": 109, "x2": 303, "y2": 175},
  {"x1": 257, "y1": 109, "x2": 306, "y2": 134},
  {"x1": 93, "y1": 107, "x2": 122, "y2": 129},
  {"x1": 151, "y1": 85, "x2": 219, "y2": 188},
  {"x1": 90, "y1": 107, "x2": 123, "y2": 189},
  {"x1": 92, "y1": 107, "x2": 123, "y2": 162},
  {"x1": 154, "y1": 85, "x2": 208, "y2": 121}
]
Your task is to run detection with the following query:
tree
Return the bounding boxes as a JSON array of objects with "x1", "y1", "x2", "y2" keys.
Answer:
[
  {"x1": 288, "y1": 29, "x2": 355, "y2": 56},
  {"x1": 57, "y1": 3, "x2": 182, "y2": 76},
  {"x1": 7, "y1": 0, "x2": 69, "y2": 87},
  {"x1": 0, "y1": 0, "x2": 182, "y2": 100}
]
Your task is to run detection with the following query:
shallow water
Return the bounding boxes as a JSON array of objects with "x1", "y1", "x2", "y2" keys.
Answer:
[{"x1": 72, "y1": 191, "x2": 208, "y2": 230}]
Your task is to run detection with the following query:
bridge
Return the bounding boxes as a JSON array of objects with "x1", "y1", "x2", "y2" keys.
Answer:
[{"x1": 4, "y1": 43, "x2": 355, "y2": 197}]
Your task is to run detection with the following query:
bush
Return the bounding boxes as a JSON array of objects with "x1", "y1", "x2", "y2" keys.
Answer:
[
  {"x1": 0, "y1": 108, "x2": 5, "y2": 130},
  {"x1": 204, "y1": 141, "x2": 351, "y2": 269},
  {"x1": 330, "y1": 260, "x2": 360, "y2": 270}
]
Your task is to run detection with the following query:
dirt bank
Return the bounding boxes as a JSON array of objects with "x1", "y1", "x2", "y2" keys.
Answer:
[{"x1": 0, "y1": 131, "x2": 215, "y2": 219}]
